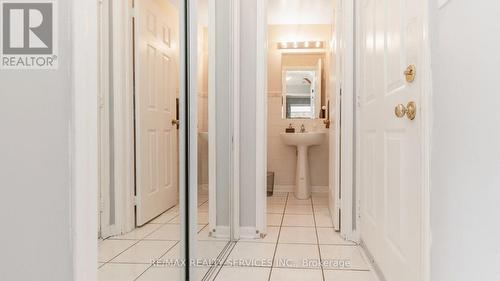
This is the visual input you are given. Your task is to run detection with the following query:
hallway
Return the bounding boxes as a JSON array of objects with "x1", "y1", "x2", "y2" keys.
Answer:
[{"x1": 98, "y1": 192, "x2": 378, "y2": 281}]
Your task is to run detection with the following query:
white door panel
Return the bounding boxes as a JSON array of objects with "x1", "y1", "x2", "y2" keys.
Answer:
[
  {"x1": 135, "y1": 0, "x2": 178, "y2": 226},
  {"x1": 358, "y1": 0, "x2": 423, "y2": 280}
]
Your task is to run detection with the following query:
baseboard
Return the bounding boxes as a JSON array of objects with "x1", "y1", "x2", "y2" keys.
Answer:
[
  {"x1": 239, "y1": 227, "x2": 260, "y2": 239},
  {"x1": 359, "y1": 240, "x2": 386, "y2": 281},
  {"x1": 273, "y1": 185, "x2": 294, "y2": 193},
  {"x1": 198, "y1": 183, "x2": 209, "y2": 192},
  {"x1": 274, "y1": 185, "x2": 329, "y2": 193},
  {"x1": 211, "y1": 225, "x2": 230, "y2": 239}
]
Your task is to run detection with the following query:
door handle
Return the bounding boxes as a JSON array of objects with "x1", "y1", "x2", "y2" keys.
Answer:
[
  {"x1": 404, "y1": 64, "x2": 416, "y2": 82},
  {"x1": 171, "y1": 119, "x2": 180, "y2": 126},
  {"x1": 394, "y1": 101, "x2": 417, "y2": 120}
]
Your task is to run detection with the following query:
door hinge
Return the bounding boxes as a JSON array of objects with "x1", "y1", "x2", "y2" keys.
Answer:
[
  {"x1": 130, "y1": 7, "x2": 137, "y2": 18},
  {"x1": 100, "y1": 197, "x2": 105, "y2": 213},
  {"x1": 357, "y1": 199, "x2": 362, "y2": 218},
  {"x1": 99, "y1": 96, "x2": 105, "y2": 109},
  {"x1": 133, "y1": 196, "x2": 138, "y2": 206}
]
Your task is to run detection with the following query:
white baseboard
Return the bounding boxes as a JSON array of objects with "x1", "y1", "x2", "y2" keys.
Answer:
[
  {"x1": 211, "y1": 225, "x2": 230, "y2": 239},
  {"x1": 274, "y1": 185, "x2": 329, "y2": 193},
  {"x1": 239, "y1": 227, "x2": 260, "y2": 239}
]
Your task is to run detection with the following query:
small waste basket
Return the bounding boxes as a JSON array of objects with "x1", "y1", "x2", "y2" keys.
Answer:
[{"x1": 267, "y1": 172, "x2": 275, "y2": 197}]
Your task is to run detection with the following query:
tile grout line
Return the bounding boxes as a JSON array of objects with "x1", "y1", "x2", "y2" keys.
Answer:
[
  {"x1": 99, "y1": 238, "x2": 143, "y2": 265},
  {"x1": 311, "y1": 195, "x2": 326, "y2": 281},
  {"x1": 267, "y1": 192, "x2": 289, "y2": 281},
  {"x1": 134, "y1": 201, "x2": 206, "y2": 280},
  {"x1": 99, "y1": 202, "x2": 206, "y2": 280},
  {"x1": 133, "y1": 208, "x2": 185, "y2": 281},
  {"x1": 133, "y1": 240, "x2": 181, "y2": 281},
  {"x1": 208, "y1": 241, "x2": 238, "y2": 281}
]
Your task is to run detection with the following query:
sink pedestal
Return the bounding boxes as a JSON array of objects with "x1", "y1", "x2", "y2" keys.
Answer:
[
  {"x1": 295, "y1": 145, "x2": 311, "y2": 199},
  {"x1": 280, "y1": 132, "x2": 326, "y2": 200}
]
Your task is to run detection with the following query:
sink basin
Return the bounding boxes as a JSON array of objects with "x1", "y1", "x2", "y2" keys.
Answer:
[
  {"x1": 280, "y1": 132, "x2": 326, "y2": 199},
  {"x1": 280, "y1": 132, "x2": 326, "y2": 147},
  {"x1": 199, "y1": 132, "x2": 208, "y2": 142}
]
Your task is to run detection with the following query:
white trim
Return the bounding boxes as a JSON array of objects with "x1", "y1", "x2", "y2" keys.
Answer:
[
  {"x1": 331, "y1": 0, "x2": 341, "y2": 233},
  {"x1": 420, "y1": 0, "x2": 433, "y2": 280},
  {"x1": 255, "y1": 0, "x2": 268, "y2": 236},
  {"x1": 113, "y1": 0, "x2": 136, "y2": 235},
  {"x1": 178, "y1": 0, "x2": 188, "y2": 280},
  {"x1": 239, "y1": 227, "x2": 260, "y2": 239},
  {"x1": 188, "y1": 0, "x2": 199, "y2": 279},
  {"x1": 208, "y1": 0, "x2": 217, "y2": 237},
  {"x1": 72, "y1": 0, "x2": 99, "y2": 280},
  {"x1": 212, "y1": 226, "x2": 231, "y2": 239},
  {"x1": 208, "y1": 0, "x2": 240, "y2": 242},
  {"x1": 353, "y1": 0, "x2": 362, "y2": 243},
  {"x1": 339, "y1": 0, "x2": 357, "y2": 242},
  {"x1": 98, "y1": 0, "x2": 111, "y2": 238},
  {"x1": 231, "y1": 0, "x2": 241, "y2": 241}
]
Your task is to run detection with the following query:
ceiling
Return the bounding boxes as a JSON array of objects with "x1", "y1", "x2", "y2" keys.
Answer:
[
  {"x1": 169, "y1": 0, "x2": 333, "y2": 26},
  {"x1": 268, "y1": 0, "x2": 334, "y2": 25}
]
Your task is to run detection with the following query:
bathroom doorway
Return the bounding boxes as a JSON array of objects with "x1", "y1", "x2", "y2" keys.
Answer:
[{"x1": 263, "y1": 0, "x2": 340, "y2": 231}]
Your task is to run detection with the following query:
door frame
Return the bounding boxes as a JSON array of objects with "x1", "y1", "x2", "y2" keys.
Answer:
[
  {"x1": 97, "y1": 0, "x2": 145, "y2": 239},
  {"x1": 72, "y1": 0, "x2": 99, "y2": 279},
  {"x1": 255, "y1": 0, "x2": 268, "y2": 236},
  {"x1": 337, "y1": 0, "x2": 357, "y2": 242},
  {"x1": 207, "y1": 0, "x2": 241, "y2": 241},
  {"x1": 230, "y1": 0, "x2": 241, "y2": 240},
  {"x1": 98, "y1": 0, "x2": 112, "y2": 238}
]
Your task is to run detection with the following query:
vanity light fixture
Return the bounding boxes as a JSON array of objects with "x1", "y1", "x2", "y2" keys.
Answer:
[{"x1": 277, "y1": 41, "x2": 324, "y2": 50}]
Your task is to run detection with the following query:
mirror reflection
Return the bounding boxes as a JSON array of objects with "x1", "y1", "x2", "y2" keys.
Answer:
[{"x1": 281, "y1": 54, "x2": 326, "y2": 119}]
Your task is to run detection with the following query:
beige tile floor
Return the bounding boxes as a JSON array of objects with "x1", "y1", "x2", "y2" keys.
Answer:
[
  {"x1": 98, "y1": 194, "x2": 222, "y2": 281},
  {"x1": 214, "y1": 192, "x2": 380, "y2": 281},
  {"x1": 98, "y1": 192, "x2": 379, "y2": 281}
]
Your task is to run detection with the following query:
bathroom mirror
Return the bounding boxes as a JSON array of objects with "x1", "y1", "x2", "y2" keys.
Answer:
[{"x1": 281, "y1": 54, "x2": 326, "y2": 119}]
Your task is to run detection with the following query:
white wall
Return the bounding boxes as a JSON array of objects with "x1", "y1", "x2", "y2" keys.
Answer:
[
  {"x1": 0, "y1": 2, "x2": 73, "y2": 281},
  {"x1": 429, "y1": 1, "x2": 500, "y2": 280}
]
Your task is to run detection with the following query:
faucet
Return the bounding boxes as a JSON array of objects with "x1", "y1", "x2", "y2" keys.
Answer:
[{"x1": 300, "y1": 124, "x2": 306, "y2": 133}]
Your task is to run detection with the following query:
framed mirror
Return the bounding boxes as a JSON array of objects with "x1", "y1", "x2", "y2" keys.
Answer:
[{"x1": 281, "y1": 54, "x2": 326, "y2": 119}]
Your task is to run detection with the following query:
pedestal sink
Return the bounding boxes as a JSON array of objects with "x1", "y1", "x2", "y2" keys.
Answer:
[{"x1": 280, "y1": 132, "x2": 326, "y2": 199}]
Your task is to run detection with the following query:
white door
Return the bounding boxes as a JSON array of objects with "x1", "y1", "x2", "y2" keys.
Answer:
[
  {"x1": 135, "y1": 0, "x2": 178, "y2": 226},
  {"x1": 358, "y1": 0, "x2": 424, "y2": 280}
]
